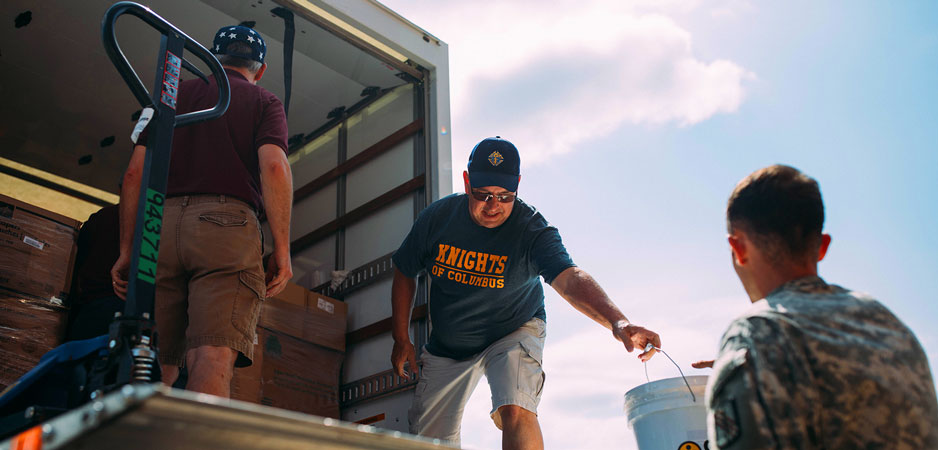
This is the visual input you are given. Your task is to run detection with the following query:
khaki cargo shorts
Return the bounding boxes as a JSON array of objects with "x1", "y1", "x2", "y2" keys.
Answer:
[
  {"x1": 409, "y1": 317, "x2": 546, "y2": 444},
  {"x1": 155, "y1": 195, "x2": 265, "y2": 368}
]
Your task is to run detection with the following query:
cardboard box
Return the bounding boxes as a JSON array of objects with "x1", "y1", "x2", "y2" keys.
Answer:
[
  {"x1": 231, "y1": 282, "x2": 347, "y2": 417},
  {"x1": 265, "y1": 328, "x2": 342, "y2": 417},
  {"x1": 231, "y1": 329, "x2": 344, "y2": 418},
  {"x1": 0, "y1": 194, "x2": 80, "y2": 304},
  {"x1": 264, "y1": 282, "x2": 347, "y2": 352},
  {"x1": 0, "y1": 290, "x2": 68, "y2": 390},
  {"x1": 270, "y1": 281, "x2": 308, "y2": 307}
]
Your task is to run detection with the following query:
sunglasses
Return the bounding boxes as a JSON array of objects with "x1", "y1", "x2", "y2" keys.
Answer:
[{"x1": 470, "y1": 189, "x2": 516, "y2": 203}]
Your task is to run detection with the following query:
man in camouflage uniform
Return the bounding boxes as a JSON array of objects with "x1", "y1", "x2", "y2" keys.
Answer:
[{"x1": 707, "y1": 164, "x2": 938, "y2": 448}]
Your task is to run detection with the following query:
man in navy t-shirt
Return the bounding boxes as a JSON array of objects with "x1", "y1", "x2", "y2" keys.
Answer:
[{"x1": 391, "y1": 137, "x2": 661, "y2": 448}]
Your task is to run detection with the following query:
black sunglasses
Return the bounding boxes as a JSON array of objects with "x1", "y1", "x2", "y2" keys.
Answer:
[{"x1": 470, "y1": 189, "x2": 516, "y2": 203}]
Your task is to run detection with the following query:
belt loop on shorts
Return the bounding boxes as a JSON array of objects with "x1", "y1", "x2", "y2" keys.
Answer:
[
  {"x1": 181, "y1": 195, "x2": 190, "y2": 207},
  {"x1": 219, "y1": 194, "x2": 226, "y2": 204}
]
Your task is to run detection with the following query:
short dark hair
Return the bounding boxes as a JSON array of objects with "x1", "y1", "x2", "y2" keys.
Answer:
[
  {"x1": 218, "y1": 42, "x2": 263, "y2": 73},
  {"x1": 727, "y1": 164, "x2": 825, "y2": 265}
]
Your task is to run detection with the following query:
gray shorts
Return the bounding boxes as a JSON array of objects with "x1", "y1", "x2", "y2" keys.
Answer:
[{"x1": 408, "y1": 318, "x2": 546, "y2": 444}]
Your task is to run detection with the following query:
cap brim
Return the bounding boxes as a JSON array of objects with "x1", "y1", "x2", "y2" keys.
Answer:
[{"x1": 469, "y1": 171, "x2": 519, "y2": 192}]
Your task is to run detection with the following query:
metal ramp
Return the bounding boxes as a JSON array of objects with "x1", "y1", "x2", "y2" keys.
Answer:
[{"x1": 0, "y1": 384, "x2": 451, "y2": 449}]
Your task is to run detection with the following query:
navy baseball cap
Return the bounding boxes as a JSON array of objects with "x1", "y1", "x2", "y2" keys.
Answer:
[
  {"x1": 212, "y1": 25, "x2": 266, "y2": 64},
  {"x1": 468, "y1": 136, "x2": 520, "y2": 192}
]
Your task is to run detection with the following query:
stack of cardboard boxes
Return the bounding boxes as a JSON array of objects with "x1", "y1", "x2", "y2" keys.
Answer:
[
  {"x1": 231, "y1": 282, "x2": 347, "y2": 418},
  {"x1": 0, "y1": 194, "x2": 80, "y2": 391},
  {"x1": 0, "y1": 193, "x2": 349, "y2": 420}
]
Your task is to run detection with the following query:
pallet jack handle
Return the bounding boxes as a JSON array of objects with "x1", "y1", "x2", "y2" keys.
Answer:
[
  {"x1": 99, "y1": 2, "x2": 231, "y2": 386},
  {"x1": 102, "y1": 1, "x2": 230, "y2": 126}
]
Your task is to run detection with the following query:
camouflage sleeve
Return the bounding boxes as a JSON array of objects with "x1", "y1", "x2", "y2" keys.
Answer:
[
  {"x1": 707, "y1": 343, "x2": 777, "y2": 449},
  {"x1": 707, "y1": 318, "x2": 819, "y2": 449}
]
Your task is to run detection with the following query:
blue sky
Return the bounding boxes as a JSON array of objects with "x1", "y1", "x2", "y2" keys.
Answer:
[{"x1": 382, "y1": 1, "x2": 938, "y2": 448}]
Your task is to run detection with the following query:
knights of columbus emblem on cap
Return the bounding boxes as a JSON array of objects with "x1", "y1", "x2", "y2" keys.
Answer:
[{"x1": 488, "y1": 151, "x2": 504, "y2": 166}]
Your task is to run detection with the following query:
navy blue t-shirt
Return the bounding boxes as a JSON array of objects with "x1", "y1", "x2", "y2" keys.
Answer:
[{"x1": 393, "y1": 193, "x2": 575, "y2": 359}]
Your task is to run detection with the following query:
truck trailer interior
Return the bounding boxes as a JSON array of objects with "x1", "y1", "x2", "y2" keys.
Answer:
[{"x1": 1, "y1": 0, "x2": 452, "y2": 440}]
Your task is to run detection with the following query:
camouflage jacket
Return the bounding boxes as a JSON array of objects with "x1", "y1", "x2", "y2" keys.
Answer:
[{"x1": 706, "y1": 276, "x2": 938, "y2": 449}]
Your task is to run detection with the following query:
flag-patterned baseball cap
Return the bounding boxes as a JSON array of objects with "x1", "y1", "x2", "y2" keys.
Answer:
[{"x1": 212, "y1": 25, "x2": 266, "y2": 64}]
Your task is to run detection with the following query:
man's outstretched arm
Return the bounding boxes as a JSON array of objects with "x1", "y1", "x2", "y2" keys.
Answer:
[
  {"x1": 550, "y1": 266, "x2": 660, "y2": 361},
  {"x1": 390, "y1": 268, "x2": 419, "y2": 379}
]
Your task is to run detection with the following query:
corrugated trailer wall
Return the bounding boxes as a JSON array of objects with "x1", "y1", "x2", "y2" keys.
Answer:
[
  {"x1": 343, "y1": 83, "x2": 428, "y2": 428},
  {"x1": 278, "y1": 81, "x2": 431, "y2": 431}
]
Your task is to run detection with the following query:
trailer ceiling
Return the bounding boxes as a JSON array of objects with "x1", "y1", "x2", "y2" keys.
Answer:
[{"x1": 1, "y1": 0, "x2": 411, "y2": 199}]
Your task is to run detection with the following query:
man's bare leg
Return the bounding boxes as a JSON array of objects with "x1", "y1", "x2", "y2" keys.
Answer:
[
  {"x1": 185, "y1": 345, "x2": 237, "y2": 397},
  {"x1": 498, "y1": 405, "x2": 544, "y2": 450},
  {"x1": 161, "y1": 364, "x2": 180, "y2": 386}
]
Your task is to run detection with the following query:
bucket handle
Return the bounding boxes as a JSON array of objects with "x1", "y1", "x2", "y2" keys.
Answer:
[{"x1": 643, "y1": 343, "x2": 696, "y2": 402}]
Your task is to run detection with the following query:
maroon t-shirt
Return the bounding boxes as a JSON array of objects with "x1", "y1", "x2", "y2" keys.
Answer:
[{"x1": 141, "y1": 68, "x2": 288, "y2": 213}]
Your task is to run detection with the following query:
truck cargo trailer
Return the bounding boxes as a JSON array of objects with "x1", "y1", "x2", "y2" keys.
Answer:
[{"x1": 0, "y1": 0, "x2": 451, "y2": 441}]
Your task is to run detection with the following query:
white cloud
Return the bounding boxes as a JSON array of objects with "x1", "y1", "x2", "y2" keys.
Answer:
[
  {"x1": 383, "y1": 0, "x2": 755, "y2": 168},
  {"x1": 709, "y1": 0, "x2": 754, "y2": 19}
]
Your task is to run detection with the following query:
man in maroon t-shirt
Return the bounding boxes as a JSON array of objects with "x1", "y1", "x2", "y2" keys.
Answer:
[{"x1": 111, "y1": 26, "x2": 293, "y2": 398}]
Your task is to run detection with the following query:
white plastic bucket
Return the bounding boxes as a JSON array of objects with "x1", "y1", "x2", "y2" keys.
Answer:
[{"x1": 624, "y1": 376, "x2": 709, "y2": 450}]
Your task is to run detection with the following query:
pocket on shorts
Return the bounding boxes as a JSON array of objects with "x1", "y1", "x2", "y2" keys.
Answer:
[
  {"x1": 518, "y1": 338, "x2": 545, "y2": 398},
  {"x1": 231, "y1": 270, "x2": 265, "y2": 337},
  {"x1": 199, "y1": 211, "x2": 248, "y2": 227},
  {"x1": 526, "y1": 317, "x2": 547, "y2": 339},
  {"x1": 412, "y1": 348, "x2": 435, "y2": 398}
]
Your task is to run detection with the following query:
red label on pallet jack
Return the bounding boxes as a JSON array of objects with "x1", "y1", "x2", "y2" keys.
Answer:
[
  {"x1": 10, "y1": 425, "x2": 42, "y2": 450},
  {"x1": 160, "y1": 51, "x2": 181, "y2": 109}
]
